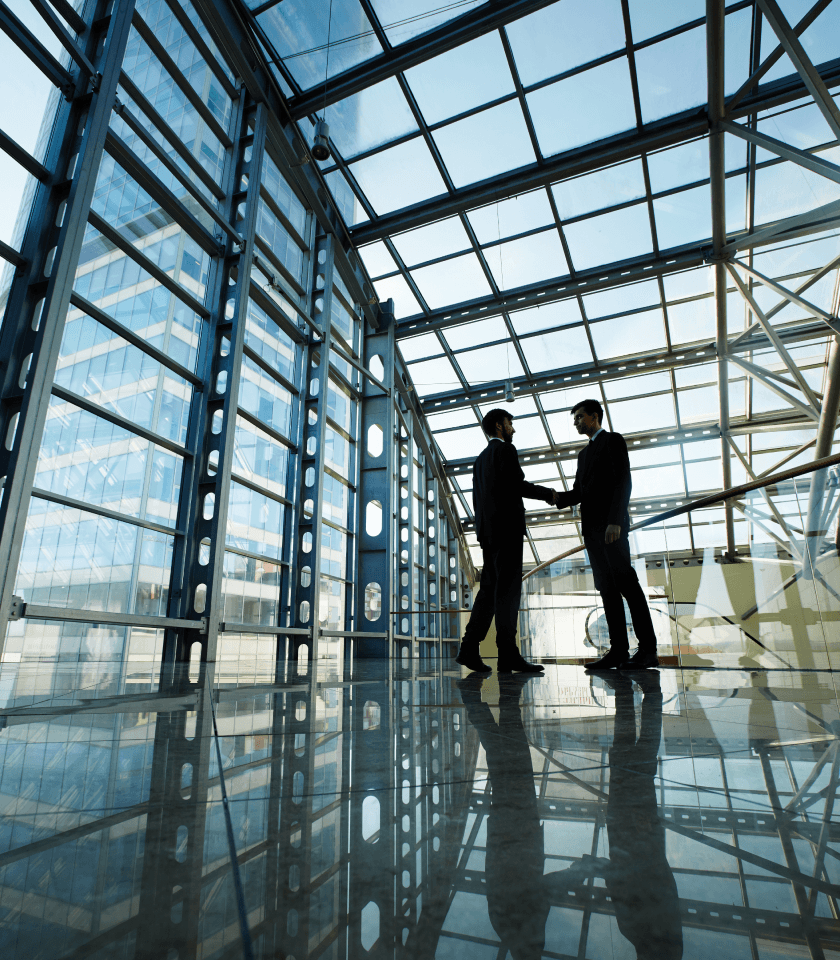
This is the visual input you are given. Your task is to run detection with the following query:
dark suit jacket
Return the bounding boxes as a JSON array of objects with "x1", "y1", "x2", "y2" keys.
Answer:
[
  {"x1": 555, "y1": 430, "x2": 632, "y2": 535},
  {"x1": 473, "y1": 439, "x2": 556, "y2": 549}
]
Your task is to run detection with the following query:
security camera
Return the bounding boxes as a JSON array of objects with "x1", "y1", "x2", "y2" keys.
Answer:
[{"x1": 311, "y1": 118, "x2": 331, "y2": 162}]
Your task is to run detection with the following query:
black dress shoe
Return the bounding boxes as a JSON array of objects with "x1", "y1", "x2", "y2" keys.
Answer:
[
  {"x1": 622, "y1": 649, "x2": 659, "y2": 670},
  {"x1": 455, "y1": 649, "x2": 491, "y2": 672},
  {"x1": 584, "y1": 651, "x2": 627, "y2": 671},
  {"x1": 497, "y1": 656, "x2": 544, "y2": 673}
]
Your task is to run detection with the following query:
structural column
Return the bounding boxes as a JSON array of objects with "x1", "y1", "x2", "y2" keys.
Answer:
[
  {"x1": 355, "y1": 301, "x2": 395, "y2": 657},
  {"x1": 0, "y1": 0, "x2": 136, "y2": 649},
  {"x1": 707, "y1": 0, "x2": 737, "y2": 557}
]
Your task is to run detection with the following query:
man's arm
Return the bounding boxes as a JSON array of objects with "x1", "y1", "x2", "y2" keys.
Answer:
[
  {"x1": 499, "y1": 442, "x2": 557, "y2": 505},
  {"x1": 554, "y1": 453, "x2": 583, "y2": 510},
  {"x1": 607, "y1": 433, "x2": 632, "y2": 526}
]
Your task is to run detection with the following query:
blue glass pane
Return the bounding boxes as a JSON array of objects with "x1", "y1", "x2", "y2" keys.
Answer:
[
  {"x1": 327, "y1": 77, "x2": 417, "y2": 158},
  {"x1": 507, "y1": 0, "x2": 626, "y2": 87},
  {"x1": 324, "y1": 170, "x2": 369, "y2": 226},
  {"x1": 486, "y1": 230, "x2": 568, "y2": 290},
  {"x1": 410, "y1": 253, "x2": 493, "y2": 310},
  {"x1": 433, "y1": 100, "x2": 537, "y2": 187},
  {"x1": 392, "y1": 218, "x2": 470, "y2": 267},
  {"x1": 759, "y1": 0, "x2": 840, "y2": 85},
  {"x1": 647, "y1": 138, "x2": 709, "y2": 193},
  {"x1": 552, "y1": 160, "x2": 647, "y2": 220},
  {"x1": 454, "y1": 343, "x2": 524, "y2": 385},
  {"x1": 372, "y1": 275, "x2": 421, "y2": 319},
  {"x1": 667, "y1": 296, "x2": 715, "y2": 345},
  {"x1": 257, "y1": 0, "x2": 382, "y2": 91},
  {"x1": 233, "y1": 417, "x2": 290, "y2": 500},
  {"x1": 627, "y1": 0, "x2": 704, "y2": 42},
  {"x1": 528, "y1": 58, "x2": 636, "y2": 157},
  {"x1": 444, "y1": 316, "x2": 509, "y2": 351},
  {"x1": 653, "y1": 183, "x2": 712, "y2": 250},
  {"x1": 520, "y1": 326, "x2": 594, "y2": 372},
  {"x1": 589, "y1": 307, "x2": 667, "y2": 359},
  {"x1": 405, "y1": 31, "x2": 514, "y2": 125},
  {"x1": 754, "y1": 160, "x2": 840, "y2": 228},
  {"x1": 226, "y1": 481, "x2": 284, "y2": 559},
  {"x1": 583, "y1": 279, "x2": 660, "y2": 319},
  {"x1": 635, "y1": 27, "x2": 706, "y2": 124},
  {"x1": 468, "y1": 190, "x2": 554, "y2": 244},
  {"x1": 511, "y1": 299, "x2": 583, "y2": 335},
  {"x1": 221, "y1": 552, "x2": 281, "y2": 626},
  {"x1": 369, "y1": 0, "x2": 483, "y2": 46},
  {"x1": 349, "y1": 137, "x2": 447, "y2": 215},
  {"x1": 358, "y1": 241, "x2": 397, "y2": 278},
  {"x1": 564, "y1": 203, "x2": 653, "y2": 272},
  {"x1": 724, "y1": 7, "x2": 752, "y2": 96}
]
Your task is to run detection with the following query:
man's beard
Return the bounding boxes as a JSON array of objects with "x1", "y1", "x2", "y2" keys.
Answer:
[{"x1": 504, "y1": 433, "x2": 513, "y2": 444}]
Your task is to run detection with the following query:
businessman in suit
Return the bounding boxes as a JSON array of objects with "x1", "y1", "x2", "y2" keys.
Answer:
[
  {"x1": 555, "y1": 399, "x2": 658, "y2": 670},
  {"x1": 456, "y1": 408, "x2": 558, "y2": 673}
]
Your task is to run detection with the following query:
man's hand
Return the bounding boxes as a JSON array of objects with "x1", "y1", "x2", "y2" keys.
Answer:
[
  {"x1": 552, "y1": 490, "x2": 562, "y2": 508},
  {"x1": 605, "y1": 524, "x2": 621, "y2": 544}
]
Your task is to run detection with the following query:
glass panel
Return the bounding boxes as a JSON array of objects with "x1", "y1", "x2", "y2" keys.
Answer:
[
  {"x1": 467, "y1": 189, "x2": 555, "y2": 245},
  {"x1": 358, "y1": 241, "x2": 398, "y2": 279},
  {"x1": 635, "y1": 27, "x2": 706, "y2": 125},
  {"x1": 369, "y1": 0, "x2": 483, "y2": 46},
  {"x1": 226, "y1": 480, "x2": 284, "y2": 560},
  {"x1": 410, "y1": 253, "x2": 493, "y2": 310},
  {"x1": 519, "y1": 326, "x2": 594, "y2": 372},
  {"x1": 321, "y1": 526, "x2": 347, "y2": 579},
  {"x1": 552, "y1": 160, "x2": 647, "y2": 220},
  {"x1": 257, "y1": 0, "x2": 382, "y2": 90},
  {"x1": 122, "y1": 27, "x2": 226, "y2": 183},
  {"x1": 392, "y1": 218, "x2": 470, "y2": 267},
  {"x1": 647, "y1": 138, "x2": 710, "y2": 193},
  {"x1": 256, "y1": 200, "x2": 305, "y2": 284},
  {"x1": 244, "y1": 299, "x2": 297, "y2": 384},
  {"x1": 453, "y1": 343, "x2": 524, "y2": 385},
  {"x1": 325, "y1": 426, "x2": 351, "y2": 476},
  {"x1": 653, "y1": 183, "x2": 713, "y2": 249},
  {"x1": 318, "y1": 575, "x2": 345, "y2": 630},
  {"x1": 16, "y1": 500, "x2": 173, "y2": 614},
  {"x1": 564, "y1": 203, "x2": 653, "y2": 271},
  {"x1": 507, "y1": 0, "x2": 627, "y2": 86},
  {"x1": 404, "y1": 31, "x2": 514, "y2": 125},
  {"x1": 589, "y1": 307, "x2": 667, "y2": 359},
  {"x1": 511, "y1": 299, "x2": 583, "y2": 335},
  {"x1": 239, "y1": 355, "x2": 294, "y2": 439},
  {"x1": 349, "y1": 138, "x2": 447, "y2": 215},
  {"x1": 373, "y1": 274, "x2": 422, "y2": 319},
  {"x1": 627, "y1": 0, "x2": 704, "y2": 43},
  {"x1": 433, "y1": 100, "x2": 537, "y2": 187},
  {"x1": 444, "y1": 316, "x2": 508, "y2": 352},
  {"x1": 233, "y1": 416, "x2": 291, "y2": 500},
  {"x1": 485, "y1": 230, "x2": 568, "y2": 290},
  {"x1": 583, "y1": 279, "x2": 661, "y2": 319},
  {"x1": 322, "y1": 473, "x2": 350, "y2": 528},
  {"x1": 221, "y1": 551, "x2": 281, "y2": 626},
  {"x1": 56, "y1": 310, "x2": 193, "y2": 444},
  {"x1": 328, "y1": 77, "x2": 417, "y2": 158},
  {"x1": 527, "y1": 58, "x2": 636, "y2": 157},
  {"x1": 36, "y1": 400, "x2": 183, "y2": 527}
]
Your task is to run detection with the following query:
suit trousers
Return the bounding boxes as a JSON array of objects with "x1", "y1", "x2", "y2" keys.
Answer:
[
  {"x1": 461, "y1": 538, "x2": 523, "y2": 656},
  {"x1": 585, "y1": 529, "x2": 656, "y2": 656}
]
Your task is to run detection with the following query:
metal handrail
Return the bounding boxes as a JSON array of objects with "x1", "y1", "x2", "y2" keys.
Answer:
[{"x1": 523, "y1": 449, "x2": 840, "y2": 581}]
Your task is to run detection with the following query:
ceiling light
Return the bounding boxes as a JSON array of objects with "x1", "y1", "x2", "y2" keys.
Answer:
[{"x1": 312, "y1": 118, "x2": 331, "y2": 162}]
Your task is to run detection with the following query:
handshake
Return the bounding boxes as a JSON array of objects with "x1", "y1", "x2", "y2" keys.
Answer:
[{"x1": 549, "y1": 490, "x2": 564, "y2": 509}]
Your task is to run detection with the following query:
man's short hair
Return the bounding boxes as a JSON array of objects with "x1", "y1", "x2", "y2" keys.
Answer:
[
  {"x1": 571, "y1": 398, "x2": 603, "y2": 422},
  {"x1": 481, "y1": 408, "x2": 513, "y2": 437}
]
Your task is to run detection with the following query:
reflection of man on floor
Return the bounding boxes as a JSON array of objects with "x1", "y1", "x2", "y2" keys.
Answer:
[
  {"x1": 457, "y1": 676, "x2": 549, "y2": 960},
  {"x1": 566, "y1": 672, "x2": 683, "y2": 960}
]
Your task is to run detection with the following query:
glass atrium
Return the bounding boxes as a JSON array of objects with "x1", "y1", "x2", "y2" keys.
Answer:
[{"x1": 0, "y1": 0, "x2": 840, "y2": 957}]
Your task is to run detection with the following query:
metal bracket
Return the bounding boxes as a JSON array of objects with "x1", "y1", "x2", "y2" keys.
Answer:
[{"x1": 8, "y1": 596, "x2": 25, "y2": 621}]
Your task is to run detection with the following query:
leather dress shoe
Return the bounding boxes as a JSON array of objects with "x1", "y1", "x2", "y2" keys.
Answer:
[
  {"x1": 455, "y1": 648, "x2": 491, "y2": 672},
  {"x1": 584, "y1": 650, "x2": 627, "y2": 671},
  {"x1": 622, "y1": 649, "x2": 659, "y2": 670},
  {"x1": 497, "y1": 656, "x2": 544, "y2": 673}
]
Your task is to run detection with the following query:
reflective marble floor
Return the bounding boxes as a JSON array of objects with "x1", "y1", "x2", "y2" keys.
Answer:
[{"x1": 0, "y1": 657, "x2": 839, "y2": 960}]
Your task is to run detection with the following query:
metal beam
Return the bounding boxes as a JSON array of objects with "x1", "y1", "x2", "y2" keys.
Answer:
[
  {"x1": 349, "y1": 59, "x2": 840, "y2": 246},
  {"x1": 0, "y1": 126, "x2": 50, "y2": 181},
  {"x1": 756, "y1": 0, "x2": 840, "y2": 141},
  {"x1": 397, "y1": 249, "x2": 705, "y2": 335},
  {"x1": 0, "y1": 0, "x2": 136, "y2": 652},
  {"x1": 719, "y1": 120, "x2": 840, "y2": 186},
  {"x1": 732, "y1": 259, "x2": 838, "y2": 327},
  {"x1": 722, "y1": 197, "x2": 840, "y2": 257},
  {"x1": 285, "y1": 0, "x2": 560, "y2": 120},
  {"x1": 726, "y1": 0, "x2": 833, "y2": 114},
  {"x1": 0, "y1": 0, "x2": 73, "y2": 91}
]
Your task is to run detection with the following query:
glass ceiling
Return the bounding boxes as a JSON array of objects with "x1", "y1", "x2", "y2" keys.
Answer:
[{"x1": 242, "y1": 0, "x2": 840, "y2": 567}]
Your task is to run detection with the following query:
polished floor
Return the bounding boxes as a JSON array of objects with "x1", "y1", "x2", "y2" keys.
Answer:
[{"x1": 0, "y1": 656, "x2": 839, "y2": 959}]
